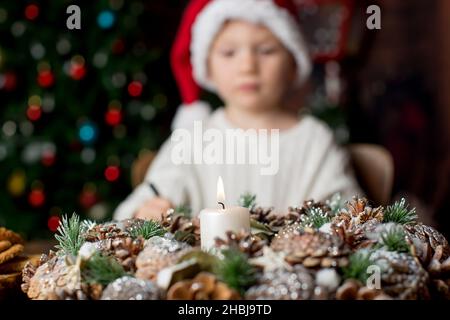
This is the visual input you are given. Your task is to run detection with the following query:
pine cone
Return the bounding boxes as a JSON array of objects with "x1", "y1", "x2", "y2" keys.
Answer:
[
  {"x1": 334, "y1": 196, "x2": 384, "y2": 227},
  {"x1": 405, "y1": 223, "x2": 450, "y2": 266},
  {"x1": 250, "y1": 207, "x2": 291, "y2": 231},
  {"x1": 26, "y1": 255, "x2": 87, "y2": 300},
  {"x1": 84, "y1": 223, "x2": 128, "y2": 242},
  {"x1": 331, "y1": 223, "x2": 378, "y2": 250},
  {"x1": 95, "y1": 236, "x2": 145, "y2": 272},
  {"x1": 245, "y1": 265, "x2": 315, "y2": 300},
  {"x1": 166, "y1": 272, "x2": 240, "y2": 300},
  {"x1": 335, "y1": 279, "x2": 392, "y2": 300},
  {"x1": 101, "y1": 276, "x2": 160, "y2": 300},
  {"x1": 161, "y1": 210, "x2": 200, "y2": 246},
  {"x1": 214, "y1": 230, "x2": 267, "y2": 257},
  {"x1": 271, "y1": 225, "x2": 350, "y2": 268},
  {"x1": 135, "y1": 235, "x2": 193, "y2": 280},
  {"x1": 331, "y1": 197, "x2": 384, "y2": 249},
  {"x1": 370, "y1": 250, "x2": 430, "y2": 300},
  {"x1": 288, "y1": 199, "x2": 331, "y2": 217}
]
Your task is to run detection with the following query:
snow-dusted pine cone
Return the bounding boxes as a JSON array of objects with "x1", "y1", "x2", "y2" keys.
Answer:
[
  {"x1": 370, "y1": 250, "x2": 430, "y2": 300},
  {"x1": 21, "y1": 251, "x2": 56, "y2": 294},
  {"x1": 245, "y1": 265, "x2": 315, "y2": 300},
  {"x1": 332, "y1": 197, "x2": 384, "y2": 249},
  {"x1": 160, "y1": 209, "x2": 200, "y2": 246},
  {"x1": 335, "y1": 279, "x2": 392, "y2": 300},
  {"x1": 95, "y1": 236, "x2": 145, "y2": 272},
  {"x1": 101, "y1": 276, "x2": 160, "y2": 300},
  {"x1": 288, "y1": 199, "x2": 331, "y2": 217},
  {"x1": 250, "y1": 207, "x2": 295, "y2": 232},
  {"x1": 84, "y1": 223, "x2": 128, "y2": 242},
  {"x1": 214, "y1": 230, "x2": 267, "y2": 258},
  {"x1": 405, "y1": 223, "x2": 450, "y2": 266},
  {"x1": 271, "y1": 225, "x2": 350, "y2": 268},
  {"x1": 334, "y1": 196, "x2": 384, "y2": 226},
  {"x1": 135, "y1": 235, "x2": 193, "y2": 280},
  {"x1": 26, "y1": 255, "x2": 87, "y2": 300}
]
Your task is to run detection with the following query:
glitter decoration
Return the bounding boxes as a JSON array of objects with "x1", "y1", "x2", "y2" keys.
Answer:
[
  {"x1": 101, "y1": 276, "x2": 160, "y2": 300},
  {"x1": 246, "y1": 265, "x2": 315, "y2": 300}
]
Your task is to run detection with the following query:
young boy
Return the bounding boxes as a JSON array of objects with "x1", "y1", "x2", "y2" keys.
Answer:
[{"x1": 114, "y1": 0, "x2": 362, "y2": 221}]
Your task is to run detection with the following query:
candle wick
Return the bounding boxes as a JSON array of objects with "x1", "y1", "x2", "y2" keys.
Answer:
[{"x1": 218, "y1": 202, "x2": 225, "y2": 210}]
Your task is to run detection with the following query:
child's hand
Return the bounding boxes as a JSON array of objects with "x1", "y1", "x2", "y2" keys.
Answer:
[{"x1": 134, "y1": 197, "x2": 173, "y2": 221}]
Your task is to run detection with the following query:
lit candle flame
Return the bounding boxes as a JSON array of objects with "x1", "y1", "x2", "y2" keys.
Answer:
[{"x1": 217, "y1": 176, "x2": 225, "y2": 209}]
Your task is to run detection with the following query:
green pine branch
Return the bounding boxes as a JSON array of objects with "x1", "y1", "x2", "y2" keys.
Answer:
[
  {"x1": 299, "y1": 207, "x2": 332, "y2": 229},
  {"x1": 55, "y1": 213, "x2": 87, "y2": 256},
  {"x1": 238, "y1": 192, "x2": 257, "y2": 210},
  {"x1": 82, "y1": 253, "x2": 127, "y2": 286},
  {"x1": 174, "y1": 204, "x2": 192, "y2": 218},
  {"x1": 129, "y1": 219, "x2": 166, "y2": 240},
  {"x1": 214, "y1": 248, "x2": 257, "y2": 295},
  {"x1": 378, "y1": 226, "x2": 410, "y2": 253},
  {"x1": 341, "y1": 249, "x2": 375, "y2": 284},
  {"x1": 383, "y1": 198, "x2": 417, "y2": 225},
  {"x1": 326, "y1": 193, "x2": 345, "y2": 215}
]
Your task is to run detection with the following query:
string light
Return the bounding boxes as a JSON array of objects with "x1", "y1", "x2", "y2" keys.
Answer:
[
  {"x1": 104, "y1": 165, "x2": 120, "y2": 182},
  {"x1": 47, "y1": 216, "x2": 60, "y2": 232},
  {"x1": 127, "y1": 81, "x2": 142, "y2": 97},
  {"x1": 29, "y1": 188, "x2": 45, "y2": 207},
  {"x1": 78, "y1": 121, "x2": 98, "y2": 145},
  {"x1": 97, "y1": 10, "x2": 115, "y2": 29},
  {"x1": 25, "y1": 4, "x2": 39, "y2": 21}
]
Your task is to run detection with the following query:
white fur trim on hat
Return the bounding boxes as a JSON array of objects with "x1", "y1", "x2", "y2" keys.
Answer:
[
  {"x1": 171, "y1": 101, "x2": 212, "y2": 130},
  {"x1": 191, "y1": 0, "x2": 312, "y2": 92}
]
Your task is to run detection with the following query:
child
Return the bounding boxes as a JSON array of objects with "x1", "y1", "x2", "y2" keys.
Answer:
[{"x1": 114, "y1": 0, "x2": 362, "y2": 221}]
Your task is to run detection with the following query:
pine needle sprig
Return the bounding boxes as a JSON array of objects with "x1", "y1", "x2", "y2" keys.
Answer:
[
  {"x1": 326, "y1": 193, "x2": 345, "y2": 215},
  {"x1": 341, "y1": 249, "x2": 375, "y2": 284},
  {"x1": 55, "y1": 213, "x2": 86, "y2": 256},
  {"x1": 82, "y1": 253, "x2": 127, "y2": 286},
  {"x1": 214, "y1": 248, "x2": 257, "y2": 295},
  {"x1": 238, "y1": 192, "x2": 257, "y2": 210},
  {"x1": 129, "y1": 219, "x2": 166, "y2": 240},
  {"x1": 174, "y1": 204, "x2": 192, "y2": 218},
  {"x1": 383, "y1": 198, "x2": 417, "y2": 225},
  {"x1": 378, "y1": 226, "x2": 411, "y2": 253},
  {"x1": 299, "y1": 207, "x2": 332, "y2": 229}
]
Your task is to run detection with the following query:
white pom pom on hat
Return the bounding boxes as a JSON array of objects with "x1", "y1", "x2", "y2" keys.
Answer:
[{"x1": 170, "y1": 0, "x2": 312, "y2": 130}]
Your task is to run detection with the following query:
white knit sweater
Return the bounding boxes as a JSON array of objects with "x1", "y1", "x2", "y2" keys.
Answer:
[{"x1": 114, "y1": 109, "x2": 363, "y2": 220}]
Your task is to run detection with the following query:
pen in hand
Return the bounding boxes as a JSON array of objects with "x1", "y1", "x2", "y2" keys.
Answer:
[{"x1": 148, "y1": 182, "x2": 160, "y2": 197}]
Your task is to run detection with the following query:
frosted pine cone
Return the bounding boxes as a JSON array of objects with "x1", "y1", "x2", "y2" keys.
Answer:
[
  {"x1": 245, "y1": 265, "x2": 315, "y2": 300},
  {"x1": 370, "y1": 249, "x2": 430, "y2": 300},
  {"x1": 101, "y1": 276, "x2": 160, "y2": 300},
  {"x1": 271, "y1": 225, "x2": 350, "y2": 268},
  {"x1": 135, "y1": 235, "x2": 192, "y2": 280},
  {"x1": 214, "y1": 230, "x2": 267, "y2": 258}
]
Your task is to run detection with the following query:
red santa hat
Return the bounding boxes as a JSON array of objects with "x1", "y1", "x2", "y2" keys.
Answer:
[{"x1": 170, "y1": 0, "x2": 312, "y2": 130}]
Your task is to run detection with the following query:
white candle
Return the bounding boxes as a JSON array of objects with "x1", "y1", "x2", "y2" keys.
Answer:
[{"x1": 200, "y1": 176, "x2": 250, "y2": 251}]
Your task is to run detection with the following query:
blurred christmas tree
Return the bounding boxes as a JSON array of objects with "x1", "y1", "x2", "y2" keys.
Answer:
[{"x1": 0, "y1": 0, "x2": 182, "y2": 239}]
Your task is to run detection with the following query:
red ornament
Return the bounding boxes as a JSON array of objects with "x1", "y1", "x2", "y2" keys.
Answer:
[
  {"x1": 47, "y1": 216, "x2": 60, "y2": 232},
  {"x1": 104, "y1": 165, "x2": 120, "y2": 182},
  {"x1": 29, "y1": 189, "x2": 45, "y2": 207},
  {"x1": 41, "y1": 151, "x2": 56, "y2": 167},
  {"x1": 37, "y1": 70, "x2": 54, "y2": 88},
  {"x1": 70, "y1": 63, "x2": 86, "y2": 80},
  {"x1": 127, "y1": 81, "x2": 143, "y2": 97},
  {"x1": 105, "y1": 109, "x2": 122, "y2": 126},
  {"x1": 26, "y1": 105, "x2": 42, "y2": 121},
  {"x1": 79, "y1": 190, "x2": 98, "y2": 209},
  {"x1": 25, "y1": 4, "x2": 39, "y2": 21},
  {"x1": 1, "y1": 72, "x2": 17, "y2": 91}
]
